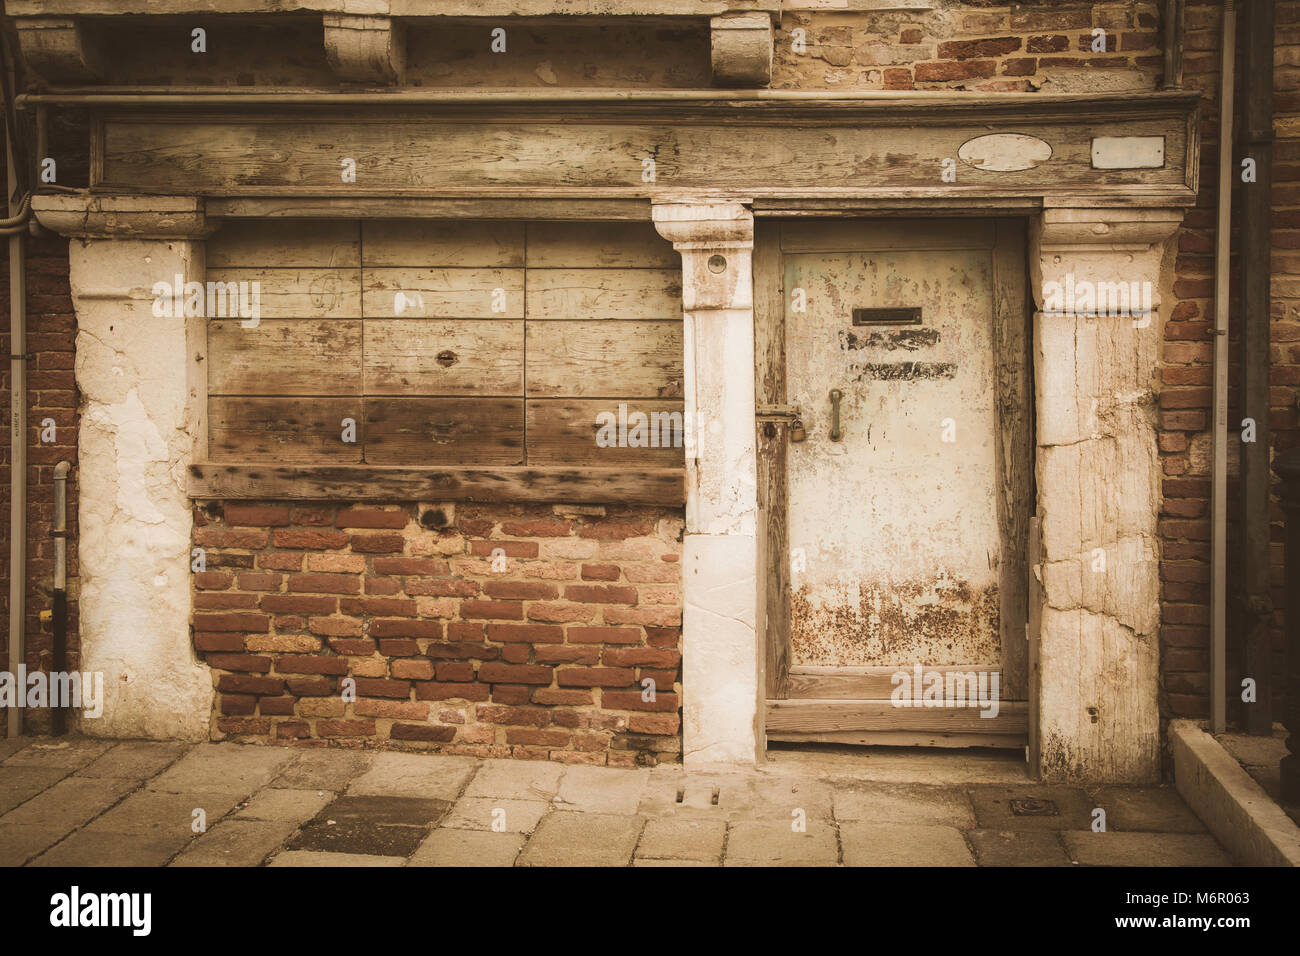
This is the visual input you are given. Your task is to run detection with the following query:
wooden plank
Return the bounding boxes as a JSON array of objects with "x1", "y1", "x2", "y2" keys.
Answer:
[
  {"x1": 364, "y1": 397, "x2": 524, "y2": 465},
  {"x1": 187, "y1": 271, "x2": 208, "y2": 463},
  {"x1": 992, "y1": 219, "x2": 1031, "y2": 699},
  {"x1": 208, "y1": 396, "x2": 362, "y2": 462},
  {"x1": 754, "y1": 220, "x2": 790, "y2": 701},
  {"x1": 766, "y1": 730, "x2": 1025, "y2": 750},
  {"x1": 7, "y1": 0, "x2": 780, "y2": 15},
  {"x1": 207, "y1": 219, "x2": 360, "y2": 268},
  {"x1": 779, "y1": 218, "x2": 996, "y2": 252},
  {"x1": 525, "y1": 320, "x2": 682, "y2": 398},
  {"x1": 787, "y1": 665, "x2": 1006, "y2": 701},
  {"x1": 207, "y1": 319, "x2": 362, "y2": 396},
  {"x1": 361, "y1": 220, "x2": 524, "y2": 267},
  {"x1": 204, "y1": 266, "x2": 362, "y2": 319},
  {"x1": 362, "y1": 267, "x2": 524, "y2": 319},
  {"x1": 206, "y1": 198, "x2": 653, "y2": 221},
  {"x1": 526, "y1": 268, "x2": 682, "y2": 320},
  {"x1": 525, "y1": 221, "x2": 678, "y2": 268},
  {"x1": 365, "y1": 319, "x2": 523, "y2": 396},
  {"x1": 765, "y1": 699, "x2": 1029, "y2": 735},
  {"x1": 526, "y1": 399, "x2": 686, "y2": 466},
  {"x1": 188, "y1": 463, "x2": 686, "y2": 505},
  {"x1": 98, "y1": 111, "x2": 1193, "y2": 196}
]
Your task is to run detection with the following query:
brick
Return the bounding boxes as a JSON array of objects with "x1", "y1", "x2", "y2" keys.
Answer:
[
  {"x1": 392, "y1": 659, "x2": 435, "y2": 680},
  {"x1": 414, "y1": 681, "x2": 491, "y2": 701},
  {"x1": 527, "y1": 602, "x2": 596, "y2": 623},
  {"x1": 276, "y1": 721, "x2": 312, "y2": 739},
  {"x1": 194, "y1": 632, "x2": 246, "y2": 653},
  {"x1": 557, "y1": 667, "x2": 636, "y2": 687},
  {"x1": 475, "y1": 704, "x2": 549, "y2": 727},
  {"x1": 336, "y1": 507, "x2": 409, "y2": 529},
  {"x1": 287, "y1": 573, "x2": 361, "y2": 594},
  {"x1": 581, "y1": 563, "x2": 621, "y2": 581},
  {"x1": 204, "y1": 653, "x2": 272, "y2": 673},
  {"x1": 391, "y1": 723, "x2": 456, "y2": 742},
  {"x1": 194, "y1": 527, "x2": 268, "y2": 548},
  {"x1": 370, "y1": 619, "x2": 443, "y2": 639},
  {"x1": 274, "y1": 656, "x2": 348, "y2": 676},
  {"x1": 936, "y1": 36, "x2": 1021, "y2": 59},
  {"x1": 308, "y1": 616, "x2": 364, "y2": 637},
  {"x1": 305, "y1": 553, "x2": 367, "y2": 573},
  {"x1": 376, "y1": 638, "x2": 420, "y2": 657},
  {"x1": 502, "y1": 644, "x2": 531, "y2": 662},
  {"x1": 483, "y1": 580, "x2": 559, "y2": 600},
  {"x1": 499, "y1": 518, "x2": 573, "y2": 536},
  {"x1": 273, "y1": 529, "x2": 349, "y2": 549},
  {"x1": 461, "y1": 600, "x2": 524, "y2": 620},
  {"x1": 217, "y1": 718, "x2": 272, "y2": 736},
  {"x1": 602, "y1": 691, "x2": 680, "y2": 713},
  {"x1": 194, "y1": 571, "x2": 233, "y2": 590},
  {"x1": 194, "y1": 592, "x2": 258, "y2": 610},
  {"x1": 339, "y1": 597, "x2": 417, "y2": 617},
  {"x1": 427, "y1": 640, "x2": 498, "y2": 660},
  {"x1": 193, "y1": 612, "x2": 269, "y2": 633},
  {"x1": 353, "y1": 678, "x2": 411, "y2": 698},
  {"x1": 628, "y1": 713, "x2": 681, "y2": 735},
  {"x1": 563, "y1": 584, "x2": 637, "y2": 604},
  {"x1": 328, "y1": 638, "x2": 375, "y2": 655},
  {"x1": 258, "y1": 552, "x2": 304, "y2": 571},
  {"x1": 914, "y1": 60, "x2": 996, "y2": 82},
  {"x1": 436, "y1": 661, "x2": 476, "y2": 682},
  {"x1": 224, "y1": 504, "x2": 291, "y2": 527},
  {"x1": 478, "y1": 663, "x2": 554, "y2": 685},
  {"x1": 492, "y1": 685, "x2": 532, "y2": 705},
  {"x1": 532, "y1": 688, "x2": 594, "y2": 706},
  {"x1": 533, "y1": 646, "x2": 600, "y2": 665},
  {"x1": 505, "y1": 728, "x2": 571, "y2": 747},
  {"x1": 405, "y1": 578, "x2": 479, "y2": 597},
  {"x1": 882, "y1": 67, "x2": 913, "y2": 90},
  {"x1": 364, "y1": 576, "x2": 403, "y2": 595},
  {"x1": 566, "y1": 626, "x2": 641, "y2": 645},
  {"x1": 469, "y1": 540, "x2": 539, "y2": 558},
  {"x1": 286, "y1": 677, "x2": 334, "y2": 697},
  {"x1": 237, "y1": 572, "x2": 281, "y2": 591},
  {"x1": 220, "y1": 694, "x2": 256, "y2": 715},
  {"x1": 354, "y1": 698, "x2": 430, "y2": 719},
  {"x1": 259, "y1": 697, "x2": 298, "y2": 716},
  {"x1": 485, "y1": 623, "x2": 564, "y2": 644},
  {"x1": 372, "y1": 557, "x2": 446, "y2": 575},
  {"x1": 218, "y1": 674, "x2": 284, "y2": 695}
]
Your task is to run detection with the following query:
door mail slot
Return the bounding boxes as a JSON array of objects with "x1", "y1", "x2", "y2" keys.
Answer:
[{"x1": 852, "y1": 307, "x2": 921, "y2": 326}]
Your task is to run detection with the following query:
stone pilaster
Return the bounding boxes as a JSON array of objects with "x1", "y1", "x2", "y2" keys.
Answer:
[
  {"x1": 652, "y1": 200, "x2": 760, "y2": 766},
  {"x1": 33, "y1": 194, "x2": 215, "y2": 740},
  {"x1": 1029, "y1": 206, "x2": 1183, "y2": 783}
]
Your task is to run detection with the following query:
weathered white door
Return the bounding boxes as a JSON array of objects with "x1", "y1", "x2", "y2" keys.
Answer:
[{"x1": 759, "y1": 220, "x2": 1031, "y2": 747}]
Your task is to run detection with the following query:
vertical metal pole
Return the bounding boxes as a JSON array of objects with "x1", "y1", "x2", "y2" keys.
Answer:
[
  {"x1": 1210, "y1": 0, "x2": 1236, "y2": 735},
  {"x1": 1278, "y1": 449, "x2": 1300, "y2": 800}
]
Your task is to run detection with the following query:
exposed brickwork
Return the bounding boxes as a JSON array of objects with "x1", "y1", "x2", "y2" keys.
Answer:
[
  {"x1": 0, "y1": 230, "x2": 80, "y2": 736},
  {"x1": 192, "y1": 502, "x2": 683, "y2": 765}
]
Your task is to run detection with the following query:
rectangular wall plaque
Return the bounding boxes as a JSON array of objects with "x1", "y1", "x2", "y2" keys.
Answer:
[
  {"x1": 1091, "y1": 136, "x2": 1165, "y2": 170},
  {"x1": 852, "y1": 307, "x2": 922, "y2": 325}
]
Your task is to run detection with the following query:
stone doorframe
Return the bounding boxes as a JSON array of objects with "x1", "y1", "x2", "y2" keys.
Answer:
[
  {"x1": 650, "y1": 199, "x2": 1183, "y2": 784},
  {"x1": 35, "y1": 194, "x2": 1182, "y2": 783}
]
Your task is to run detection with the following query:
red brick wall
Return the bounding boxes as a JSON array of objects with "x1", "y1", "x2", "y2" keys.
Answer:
[
  {"x1": 1158, "y1": 0, "x2": 1300, "y2": 721},
  {"x1": 193, "y1": 501, "x2": 684, "y2": 765},
  {"x1": 0, "y1": 232, "x2": 80, "y2": 737}
]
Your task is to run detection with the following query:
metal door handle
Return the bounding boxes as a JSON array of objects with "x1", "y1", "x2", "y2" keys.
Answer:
[{"x1": 829, "y1": 389, "x2": 843, "y2": 442}]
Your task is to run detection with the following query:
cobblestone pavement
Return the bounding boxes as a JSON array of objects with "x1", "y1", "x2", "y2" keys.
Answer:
[{"x1": 0, "y1": 736, "x2": 1234, "y2": 866}]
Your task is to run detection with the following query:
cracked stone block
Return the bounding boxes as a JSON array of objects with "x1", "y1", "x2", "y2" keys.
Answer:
[
  {"x1": 409, "y1": 829, "x2": 525, "y2": 867},
  {"x1": 30, "y1": 830, "x2": 184, "y2": 867},
  {"x1": 269, "y1": 850, "x2": 404, "y2": 867},
  {"x1": 840, "y1": 823, "x2": 976, "y2": 867},
  {"x1": 553, "y1": 765, "x2": 649, "y2": 814},
  {"x1": 517, "y1": 813, "x2": 644, "y2": 867},
  {"x1": 234, "y1": 787, "x2": 333, "y2": 824},
  {"x1": 0, "y1": 774, "x2": 138, "y2": 830},
  {"x1": 967, "y1": 829, "x2": 1072, "y2": 866},
  {"x1": 462, "y1": 758, "x2": 564, "y2": 801},
  {"x1": 1088, "y1": 786, "x2": 1206, "y2": 833},
  {"x1": 86, "y1": 789, "x2": 242, "y2": 840},
  {"x1": 274, "y1": 749, "x2": 372, "y2": 791}
]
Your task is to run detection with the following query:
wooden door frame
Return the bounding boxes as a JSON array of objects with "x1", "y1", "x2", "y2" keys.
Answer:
[{"x1": 754, "y1": 216, "x2": 1035, "y2": 750}]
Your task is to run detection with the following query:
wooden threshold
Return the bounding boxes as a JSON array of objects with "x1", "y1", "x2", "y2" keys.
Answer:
[
  {"x1": 765, "y1": 699, "x2": 1028, "y2": 740},
  {"x1": 188, "y1": 463, "x2": 685, "y2": 505},
  {"x1": 766, "y1": 730, "x2": 1026, "y2": 750}
]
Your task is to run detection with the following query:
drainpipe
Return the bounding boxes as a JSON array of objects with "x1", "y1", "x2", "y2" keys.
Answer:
[
  {"x1": 2, "y1": 25, "x2": 26, "y2": 740},
  {"x1": 1210, "y1": 0, "x2": 1237, "y2": 736},
  {"x1": 50, "y1": 461, "x2": 68, "y2": 735}
]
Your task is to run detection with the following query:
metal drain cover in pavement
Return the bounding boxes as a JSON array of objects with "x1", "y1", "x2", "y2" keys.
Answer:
[{"x1": 1009, "y1": 798, "x2": 1059, "y2": 817}]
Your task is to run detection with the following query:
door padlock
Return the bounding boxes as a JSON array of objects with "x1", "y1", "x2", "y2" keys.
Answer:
[{"x1": 789, "y1": 418, "x2": 807, "y2": 442}]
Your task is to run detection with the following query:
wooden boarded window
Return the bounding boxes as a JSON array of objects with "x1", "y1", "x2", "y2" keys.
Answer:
[{"x1": 198, "y1": 219, "x2": 685, "y2": 501}]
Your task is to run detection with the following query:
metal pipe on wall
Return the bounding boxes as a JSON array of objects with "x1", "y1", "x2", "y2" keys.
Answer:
[
  {"x1": 1211, "y1": 0, "x2": 1237, "y2": 736},
  {"x1": 51, "y1": 461, "x2": 68, "y2": 735}
]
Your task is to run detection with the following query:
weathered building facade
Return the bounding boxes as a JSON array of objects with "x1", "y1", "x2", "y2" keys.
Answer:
[{"x1": 0, "y1": 0, "x2": 1294, "y2": 785}]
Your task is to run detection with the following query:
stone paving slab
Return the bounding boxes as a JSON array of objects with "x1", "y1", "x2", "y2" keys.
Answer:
[
  {"x1": 274, "y1": 750, "x2": 373, "y2": 791},
  {"x1": 408, "y1": 828, "x2": 525, "y2": 867},
  {"x1": 2, "y1": 738, "x2": 116, "y2": 769},
  {"x1": 1062, "y1": 831, "x2": 1235, "y2": 867},
  {"x1": 0, "y1": 774, "x2": 138, "y2": 830},
  {"x1": 840, "y1": 823, "x2": 976, "y2": 867},
  {"x1": 966, "y1": 829, "x2": 1072, "y2": 867},
  {"x1": 443, "y1": 797, "x2": 548, "y2": 833},
  {"x1": 289, "y1": 795, "x2": 451, "y2": 855},
  {"x1": 86, "y1": 789, "x2": 242, "y2": 837},
  {"x1": 463, "y1": 759, "x2": 564, "y2": 801},
  {"x1": 1088, "y1": 785, "x2": 1207, "y2": 834},
  {"x1": 170, "y1": 819, "x2": 300, "y2": 867},
  {"x1": 553, "y1": 765, "x2": 648, "y2": 814},
  {"x1": 346, "y1": 752, "x2": 476, "y2": 801},
  {"x1": 77, "y1": 741, "x2": 191, "y2": 780},
  {"x1": 0, "y1": 822, "x2": 72, "y2": 866},
  {"x1": 269, "y1": 850, "x2": 405, "y2": 867},
  {"x1": 517, "y1": 812, "x2": 644, "y2": 866},
  {"x1": 149, "y1": 743, "x2": 295, "y2": 796},
  {"x1": 833, "y1": 783, "x2": 975, "y2": 827},
  {"x1": 969, "y1": 785, "x2": 1096, "y2": 831},
  {"x1": 0, "y1": 766, "x2": 73, "y2": 815},
  {"x1": 234, "y1": 787, "x2": 334, "y2": 824},
  {"x1": 723, "y1": 820, "x2": 839, "y2": 866},
  {"x1": 635, "y1": 818, "x2": 726, "y2": 863},
  {"x1": 30, "y1": 830, "x2": 185, "y2": 867}
]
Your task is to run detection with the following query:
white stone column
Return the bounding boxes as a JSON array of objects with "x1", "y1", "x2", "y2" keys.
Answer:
[
  {"x1": 652, "y1": 200, "x2": 760, "y2": 766},
  {"x1": 34, "y1": 195, "x2": 214, "y2": 740},
  {"x1": 1029, "y1": 206, "x2": 1182, "y2": 783}
]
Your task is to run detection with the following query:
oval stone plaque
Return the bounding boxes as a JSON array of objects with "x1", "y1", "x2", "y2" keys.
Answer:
[{"x1": 957, "y1": 133, "x2": 1053, "y2": 172}]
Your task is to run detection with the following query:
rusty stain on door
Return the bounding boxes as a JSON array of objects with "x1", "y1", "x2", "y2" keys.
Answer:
[{"x1": 785, "y1": 249, "x2": 1002, "y2": 668}]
